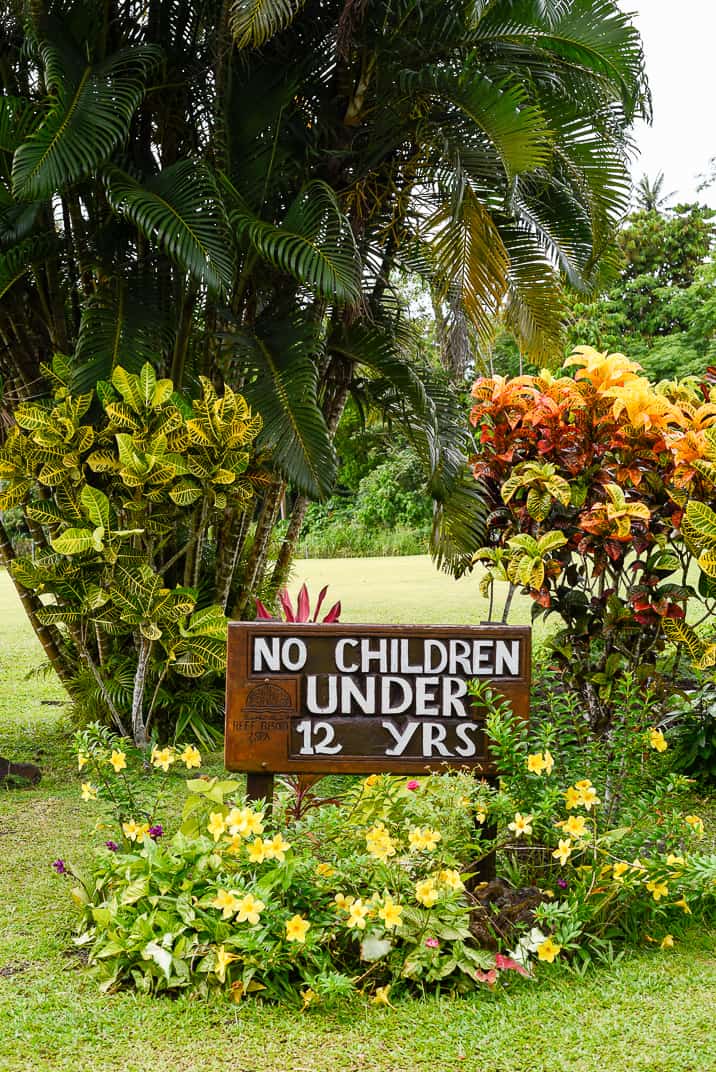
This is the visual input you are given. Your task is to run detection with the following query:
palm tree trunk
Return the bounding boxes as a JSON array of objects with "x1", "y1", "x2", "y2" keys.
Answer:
[
  {"x1": 131, "y1": 636, "x2": 152, "y2": 747},
  {"x1": 215, "y1": 504, "x2": 251, "y2": 612},
  {"x1": 0, "y1": 517, "x2": 72, "y2": 687},
  {"x1": 232, "y1": 480, "x2": 284, "y2": 618}
]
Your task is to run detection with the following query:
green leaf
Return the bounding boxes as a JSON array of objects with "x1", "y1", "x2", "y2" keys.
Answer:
[
  {"x1": 80, "y1": 485, "x2": 110, "y2": 532},
  {"x1": 232, "y1": 180, "x2": 360, "y2": 303},
  {"x1": 12, "y1": 46, "x2": 160, "y2": 200},
  {"x1": 0, "y1": 233, "x2": 59, "y2": 300},
  {"x1": 51, "y1": 527, "x2": 99, "y2": 555},
  {"x1": 229, "y1": 0, "x2": 304, "y2": 49},
  {"x1": 104, "y1": 162, "x2": 234, "y2": 296}
]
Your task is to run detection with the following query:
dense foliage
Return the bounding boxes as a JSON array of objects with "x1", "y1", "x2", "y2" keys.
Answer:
[
  {"x1": 0, "y1": 359, "x2": 264, "y2": 743},
  {"x1": 58, "y1": 679, "x2": 715, "y2": 1004},
  {"x1": 469, "y1": 347, "x2": 716, "y2": 730},
  {"x1": 0, "y1": 0, "x2": 649, "y2": 620}
]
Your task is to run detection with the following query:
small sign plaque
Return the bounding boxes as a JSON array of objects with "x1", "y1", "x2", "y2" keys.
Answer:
[{"x1": 225, "y1": 623, "x2": 530, "y2": 776}]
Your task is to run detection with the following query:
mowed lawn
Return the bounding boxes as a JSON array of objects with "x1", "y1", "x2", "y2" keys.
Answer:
[{"x1": 1, "y1": 564, "x2": 716, "y2": 1072}]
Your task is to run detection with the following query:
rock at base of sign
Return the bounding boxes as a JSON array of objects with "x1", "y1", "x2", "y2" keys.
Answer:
[
  {"x1": 0, "y1": 756, "x2": 42, "y2": 787},
  {"x1": 466, "y1": 877, "x2": 546, "y2": 951}
]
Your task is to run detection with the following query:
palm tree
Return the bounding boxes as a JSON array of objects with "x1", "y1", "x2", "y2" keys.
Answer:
[
  {"x1": 635, "y1": 172, "x2": 675, "y2": 212},
  {"x1": 0, "y1": 0, "x2": 649, "y2": 637}
]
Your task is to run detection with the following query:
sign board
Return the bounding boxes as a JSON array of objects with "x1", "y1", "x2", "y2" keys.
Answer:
[{"x1": 225, "y1": 623, "x2": 530, "y2": 777}]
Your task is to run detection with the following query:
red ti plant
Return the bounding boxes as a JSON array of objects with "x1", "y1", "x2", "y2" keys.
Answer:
[{"x1": 255, "y1": 583, "x2": 341, "y2": 623}]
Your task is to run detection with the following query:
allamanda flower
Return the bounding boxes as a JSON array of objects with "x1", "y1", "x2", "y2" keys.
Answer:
[
  {"x1": 285, "y1": 914, "x2": 310, "y2": 943},
  {"x1": 213, "y1": 889, "x2": 239, "y2": 919},
  {"x1": 236, "y1": 892, "x2": 265, "y2": 925},
  {"x1": 646, "y1": 879, "x2": 669, "y2": 901},
  {"x1": 151, "y1": 746, "x2": 176, "y2": 772},
  {"x1": 180, "y1": 744, "x2": 201, "y2": 769},
  {"x1": 648, "y1": 728, "x2": 668, "y2": 753},
  {"x1": 378, "y1": 896, "x2": 403, "y2": 929},
  {"x1": 109, "y1": 750, "x2": 126, "y2": 773},
  {"x1": 415, "y1": 878, "x2": 439, "y2": 908},
  {"x1": 80, "y1": 782, "x2": 97, "y2": 802},
  {"x1": 508, "y1": 812, "x2": 533, "y2": 838},
  {"x1": 537, "y1": 936, "x2": 562, "y2": 963},
  {"x1": 346, "y1": 899, "x2": 371, "y2": 930},
  {"x1": 552, "y1": 839, "x2": 572, "y2": 866}
]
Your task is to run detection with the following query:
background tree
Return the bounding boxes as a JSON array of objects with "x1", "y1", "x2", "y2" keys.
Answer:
[{"x1": 0, "y1": 0, "x2": 649, "y2": 635}]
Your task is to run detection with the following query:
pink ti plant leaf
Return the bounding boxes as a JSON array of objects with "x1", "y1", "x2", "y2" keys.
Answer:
[{"x1": 296, "y1": 583, "x2": 310, "y2": 622}]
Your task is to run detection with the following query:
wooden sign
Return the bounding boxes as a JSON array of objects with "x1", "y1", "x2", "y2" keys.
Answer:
[{"x1": 225, "y1": 623, "x2": 530, "y2": 782}]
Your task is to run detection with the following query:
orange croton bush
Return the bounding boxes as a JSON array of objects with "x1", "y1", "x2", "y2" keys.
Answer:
[{"x1": 470, "y1": 346, "x2": 716, "y2": 732}]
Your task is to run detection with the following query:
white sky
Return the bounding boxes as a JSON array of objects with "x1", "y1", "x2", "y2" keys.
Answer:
[{"x1": 627, "y1": 1, "x2": 716, "y2": 206}]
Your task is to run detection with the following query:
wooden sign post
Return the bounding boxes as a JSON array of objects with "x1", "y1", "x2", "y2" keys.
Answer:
[{"x1": 225, "y1": 623, "x2": 530, "y2": 801}]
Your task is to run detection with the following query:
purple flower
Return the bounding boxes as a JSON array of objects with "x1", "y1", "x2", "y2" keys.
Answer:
[
  {"x1": 557, "y1": 878, "x2": 568, "y2": 890},
  {"x1": 406, "y1": 780, "x2": 420, "y2": 791},
  {"x1": 52, "y1": 859, "x2": 67, "y2": 875},
  {"x1": 425, "y1": 937, "x2": 440, "y2": 949},
  {"x1": 148, "y1": 824, "x2": 163, "y2": 840},
  {"x1": 105, "y1": 841, "x2": 119, "y2": 852}
]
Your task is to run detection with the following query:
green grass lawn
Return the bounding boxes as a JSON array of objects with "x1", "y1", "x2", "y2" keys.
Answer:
[{"x1": 1, "y1": 564, "x2": 715, "y2": 1072}]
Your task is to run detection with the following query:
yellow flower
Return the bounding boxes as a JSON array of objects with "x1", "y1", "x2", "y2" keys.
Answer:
[
  {"x1": 577, "y1": 785, "x2": 600, "y2": 811},
  {"x1": 574, "y1": 779, "x2": 592, "y2": 791},
  {"x1": 562, "y1": 815, "x2": 588, "y2": 839},
  {"x1": 372, "y1": 985, "x2": 393, "y2": 1007},
  {"x1": 364, "y1": 774, "x2": 380, "y2": 790},
  {"x1": 301, "y1": 987, "x2": 319, "y2": 1009},
  {"x1": 151, "y1": 746, "x2": 176, "y2": 772},
  {"x1": 264, "y1": 833, "x2": 291, "y2": 863},
  {"x1": 247, "y1": 839, "x2": 267, "y2": 864},
  {"x1": 527, "y1": 752, "x2": 547, "y2": 775},
  {"x1": 673, "y1": 896, "x2": 691, "y2": 915},
  {"x1": 648, "y1": 728, "x2": 668, "y2": 753},
  {"x1": 552, "y1": 839, "x2": 573, "y2": 866},
  {"x1": 207, "y1": 812, "x2": 226, "y2": 842},
  {"x1": 213, "y1": 888, "x2": 239, "y2": 919},
  {"x1": 315, "y1": 862, "x2": 335, "y2": 878},
  {"x1": 543, "y1": 750, "x2": 554, "y2": 775},
  {"x1": 646, "y1": 879, "x2": 669, "y2": 901},
  {"x1": 408, "y1": 827, "x2": 442, "y2": 852},
  {"x1": 109, "y1": 750, "x2": 127, "y2": 773},
  {"x1": 685, "y1": 814, "x2": 704, "y2": 835},
  {"x1": 366, "y1": 823, "x2": 397, "y2": 861},
  {"x1": 282, "y1": 909, "x2": 308, "y2": 943},
  {"x1": 378, "y1": 896, "x2": 404, "y2": 929},
  {"x1": 415, "y1": 878, "x2": 439, "y2": 908},
  {"x1": 180, "y1": 744, "x2": 201, "y2": 769},
  {"x1": 438, "y1": 869, "x2": 464, "y2": 891},
  {"x1": 80, "y1": 782, "x2": 98, "y2": 802},
  {"x1": 227, "y1": 806, "x2": 264, "y2": 838},
  {"x1": 122, "y1": 819, "x2": 149, "y2": 842},
  {"x1": 346, "y1": 899, "x2": 371, "y2": 930},
  {"x1": 334, "y1": 893, "x2": 355, "y2": 911},
  {"x1": 236, "y1": 892, "x2": 265, "y2": 925},
  {"x1": 564, "y1": 786, "x2": 581, "y2": 810},
  {"x1": 612, "y1": 861, "x2": 630, "y2": 882},
  {"x1": 214, "y1": 944, "x2": 239, "y2": 983},
  {"x1": 508, "y1": 812, "x2": 533, "y2": 838},
  {"x1": 666, "y1": 854, "x2": 684, "y2": 867},
  {"x1": 77, "y1": 752, "x2": 89, "y2": 772},
  {"x1": 225, "y1": 833, "x2": 243, "y2": 856},
  {"x1": 476, "y1": 809, "x2": 487, "y2": 824},
  {"x1": 660, "y1": 934, "x2": 675, "y2": 949},
  {"x1": 537, "y1": 936, "x2": 562, "y2": 963}
]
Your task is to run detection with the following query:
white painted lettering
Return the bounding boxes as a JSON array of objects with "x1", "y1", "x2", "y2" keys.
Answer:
[
  {"x1": 382, "y1": 720, "x2": 419, "y2": 756},
  {"x1": 253, "y1": 636, "x2": 280, "y2": 672},
  {"x1": 472, "y1": 640, "x2": 494, "y2": 674},
  {"x1": 399, "y1": 639, "x2": 423, "y2": 673},
  {"x1": 496, "y1": 640, "x2": 520, "y2": 676},
  {"x1": 442, "y1": 677, "x2": 468, "y2": 717},
  {"x1": 454, "y1": 722, "x2": 479, "y2": 757},
  {"x1": 424, "y1": 640, "x2": 447, "y2": 673},
  {"x1": 422, "y1": 721, "x2": 450, "y2": 756},
  {"x1": 282, "y1": 637, "x2": 307, "y2": 671},
  {"x1": 362, "y1": 638, "x2": 388, "y2": 673},
  {"x1": 335, "y1": 638, "x2": 359, "y2": 672},
  {"x1": 449, "y1": 639, "x2": 472, "y2": 675},
  {"x1": 415, "y1": 676, "x2": 439, "y2": 716},
  {"x1": 306, "y1": 674, "x2": 338, "y2": 714},
  {"x1": 381, "y1": 676, "x2": 412, "y2": 715},
  {"x1": 340, "y1": 676, "x2": 376, "y2": 714}
]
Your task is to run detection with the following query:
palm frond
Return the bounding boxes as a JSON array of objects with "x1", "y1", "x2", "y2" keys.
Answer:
[
  {"x1": 229, "y1": 316, "x2": 336, "y2": 499},
  {"x1": 0, "y1": 232, "x2": 59, "y2": 300},
  {"x1": 229, "y1": 0, "x2": 305, "y2": 49},
  {"x1": 12, "y1": 46, "x2": 160, "y2": 201},
  {"x1": 104, "y1": 161, "x2": 235, "y2": 296},
  {"x1": 232, "y1": 181, "x2": 361, "y2": 303}
]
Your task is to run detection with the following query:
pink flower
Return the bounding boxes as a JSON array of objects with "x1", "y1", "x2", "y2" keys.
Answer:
[
  {"x1": 494, "y1": 953, "x2": 529, "y2": 977},
  {"x1": 406, "y1": 780, "x2": 420, "y2": 791},
  {"x1": 425, "y1": 937, "x2": 440, "y2": 949},
  {"x1": 475, "y1": 969, "x2": 498, "y2": 985}
]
